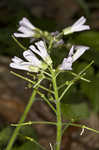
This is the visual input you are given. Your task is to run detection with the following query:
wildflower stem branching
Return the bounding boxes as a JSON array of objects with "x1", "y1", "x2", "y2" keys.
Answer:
[
  {"x1": 10, "y1": 71, "x2": 54, "y2": 94},
  {"x1": 58, "y1": 62, "x2": 93, "y2": 101}
]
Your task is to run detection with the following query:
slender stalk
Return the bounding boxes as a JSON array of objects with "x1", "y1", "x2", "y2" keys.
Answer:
[
  {"x1": 48, "y1": 37, "x2": 53, "y2": 50},
  {"x1": 25, "y1": 136, "x2": 46, "y2": 150},
  {"x1": 70, "y1": 72, "x2": 90, "y2": 82},
  {"x1": 58, "y1": 82, "x2": 66, "y2": 90},
  {"x1": 11, "y1": 71, "x2": 54, "y2": 94},
  {"x1": 12, "y1": 35, "x2": 27, "y2": 50},
  {"x1": 62, "y1": 123, "x2": 70, "y2": 135},
  {"x1": 59, "y1": 82, "x2": 73, "y2": 101},
  {"x1": 6, "y1": 89, "x2": 37, "y2": 150},
  {"x1": 63, "y1": 122, "x2": 99, "y2": 134},
  {"x1": 79, "y1": 60, "x2": 94, "y2": 75},
  {"x1": 11, "y1": 121, "x2": 57, "y2": 126},
  {"x1": 37, "y1": 91, "x2": 56, "y2": 114},
  {"x1": 56, "y1": 99, "x2": 62, "y2": 150},
  {"x1": 41, "y1": 70, "x2": 52, "y2": 77},
  {"x1": 51, "y1": 68, "x2": 62, "y2": 150},
  {"x1": 58, "y1": 61, "x2": 94, "y2": 101},
  {"x1": 33, "y1": 77, "x2": 44, "y2": 88},
  {"x1": 56, "y1": 32, "x2": 63, "y2": 39}
]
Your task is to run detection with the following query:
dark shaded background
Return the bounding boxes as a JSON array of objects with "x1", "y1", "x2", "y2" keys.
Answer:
[{"x1": 0, "y1": 0, "x2": 99, "y2": 150}]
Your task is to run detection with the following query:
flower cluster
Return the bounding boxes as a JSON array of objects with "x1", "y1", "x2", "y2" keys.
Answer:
[
  {"x1": 10, "y1": 41, "x2": 52, "y2": 72},
  {"x1": 10, "y1": 16, "x2": 90, "y2": 72}
]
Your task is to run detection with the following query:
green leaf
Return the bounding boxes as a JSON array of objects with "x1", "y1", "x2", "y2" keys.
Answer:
[
  {"x1": 12, "y1": 126, "x2": 41, "y2": 150},
  {"x1": 17, "y1": 126, "x2": 38, "y2": 144},
  {"x1": 81, "y1": 73, "x2": 99, "y2": 112},
  {"x1": 61, "y1": 102, "x2": 90, "y2": 121},
  {"x1": 0, "y1": 127, "x2": 12, "y2": 147},
  {"x1": 12, "y1": 141, "x2": 40, "y2": 150},
  {"x1": 20, "y1": 126, "x2": 37, "y2": 138},
  {"x1": 70, "y1": 31, "x2": 99, "y2": 51},
  {"x1": 61, "y1": 83, "x2": 90, "y2": 121}
]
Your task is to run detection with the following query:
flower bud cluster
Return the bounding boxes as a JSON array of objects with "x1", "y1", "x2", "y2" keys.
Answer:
[{"x1": 10, "y1": 16, "x2": 90, "y2": 72}]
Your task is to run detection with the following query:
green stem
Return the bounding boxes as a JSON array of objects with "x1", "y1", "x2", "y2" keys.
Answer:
[
  {"x1": 62, "y1": 123, "x2": 70, "y2": 135},
  {"x1": 79, "y1": 60, "x2": 94, "y2": 75},
  {"x1": 48, "y1": 37, "x2": 53, "y2": 50},
  {"x1": 11, "y1": 121, "x2": 57, "y2": 126},
  {"x1": 12, "y1": 35, "x2": 27, "y2": 50},
  {"x1": 59, "y1": 81, "x2": 73, "y2": 101},
  {"x1": 25, "y1": 136, "x2": 46, "y2": 150},
  {"x1": 58, "y1": 82, "x2": 67, "y2": 90},
  {"x1": 58, "y1": 61, "x2": 94, "y2": 101},
  {"x1": 37, "y1": 91, "x2": 56, "y2": 114},
  {"x1": 56, "y1": 32, "x2": 63, "y2": 39},
  {"x1": 6, "y1": 89, "x2": 37, "y2": 150},
  {"x1": 56, "y1": 100, "x2": 62, "y2": 150},
  {"x1": 41, "y1": 70, "x2": 52, "y2": 77},
  {"x1": 68, "y1": 123, "x2": 99, "y2": 134},
  {"x1": 10, "y1": 71, "x2": 54, "y2": 94},
  {"x1": 51, "y1": 68, "x2": 62, "y2": 150},
  {"x1": 70, "y1": 72, "x2": 90, "y2": 82},
  {"x1": 58, "y1": 72, "x2": 86, "y2": 101}
]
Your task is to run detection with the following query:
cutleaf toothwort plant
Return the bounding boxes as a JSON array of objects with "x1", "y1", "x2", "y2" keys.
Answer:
[{"x1": 6, "y1": 16, "x2": 99, "y2": 150}]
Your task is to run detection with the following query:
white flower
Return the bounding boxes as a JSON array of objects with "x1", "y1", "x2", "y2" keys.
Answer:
[
  {"x1": 72, "y1": 46, "x2": 89, "y2": 62},
  {"x1": 14, "y1": 17, "x2": 36, "y2": 38},
  {"x1": 10, "y1": 50, "x2": 47, "y2": 72},
  {"x1": 29, "y1": 41, "x2": 52, "y2": 65},
  {"x1": 63, "y1": 16, "x2": 90, "y2": 35},
  {"x1": 59, "y1": 45, "x2": 89, "y2": 70},
  {"x1": 59, "y1": 57, "x2": 73, "y2": 70}
]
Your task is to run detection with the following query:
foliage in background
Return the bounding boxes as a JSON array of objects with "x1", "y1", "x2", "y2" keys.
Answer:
[
  {"x1": 0, "y1": 126, "x2": 40, "y2": 150},
  {"x1": 0, "y1": 0, "x2": 99, "y2": 148}
]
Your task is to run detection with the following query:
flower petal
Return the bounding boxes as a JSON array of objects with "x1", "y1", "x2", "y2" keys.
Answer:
[
  {"x1": 14, "y1": 33, "x2": 29, "y2": 38},
  {"x1": 29, "y1": 45, "x2": 40, "y2": 56},
  {"x1": 68, "y1": 46, "x2": 74, "y2": 56},
  {"x1": 72, "y1": 16, "x2": 86, "y2": 27},
  {"x1": 72, "y1": 46, "x2": 89, "y2": 62},
  {"x1": 14, "y1": 18, "x2": 36, "y2": 38},
  {"x1": 19, "y1": 17, "x2": 35, "y2": 30},
  {"x1": 23, "y1": 50, "x2": 42, "y2": 67},
  {"x1": 72, "y1": 25, "x2": 90, "y2": 32},
  {"x1": 35, "y1": 41, "x2": 52, "y2": 65},
  {"x1": 35, "y1": 41, "x2": 48, "y2": 58},
  {"x1": 10, "y1": 62, "x2": 31, "y2": 71},
  {"x1": 11, "y1": 56, "x2": 23, "y2": 63},
  {"x1": 30, "y1": 41, "x2": 48, "y2": 59},
  {"x1": 59, "y1": 57, "x2": 73, "y2": 70}
]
